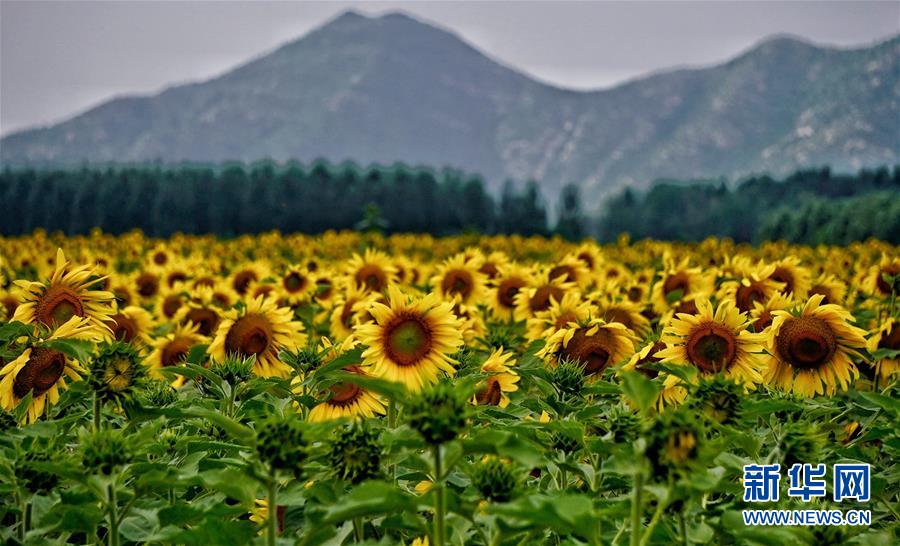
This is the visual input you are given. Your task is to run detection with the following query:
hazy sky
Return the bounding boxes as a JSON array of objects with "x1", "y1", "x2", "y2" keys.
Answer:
[{"x1": 2, "y1": 1, "x2": 898, "y2": 136}]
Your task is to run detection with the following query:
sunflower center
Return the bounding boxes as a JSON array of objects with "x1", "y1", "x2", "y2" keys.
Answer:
[
  {"x1": 530, "y1": 285, "x2": 563, "y2": 312},
  {"x1": 479, "y1": 262, "x2": 499, "y2": 279},
  {"x1": 754, "y1": 310, "x2": 774, "y2": 332},
  {"x1": 770, "y1": 268, "x2": 795, "y2": 293},
  {"x1": 356, "y1": 265, "x2": 387, "y2": 291},
  {"x1": 554, "y1": 311, "x2": 578, "y2": 330},
  {"x1": 627, "y1": 287, "x2": 643, "y2": 303},
  {"x1": 384, "y1": 315, "x2": 432, "y2": 366},
  {"x1": 442, "y1": 269, "x2": 474, "y2": 299},
  {"x1": 776, "y1": 316, "x2": 837, "y2": 370},
  {"x1": 161, "y1": 337, "x2": 193, "y2": 367},
  {"x1": 686, "y1": 323, "x2": 737, "y2": 373},
  {"x1": 232, "y1": 270, "x2": 258, "y2": 294},
  {"x1": 162, "y1": 294, "x2": 183, "y2": 318},
  {"x1": 475, "y1": 378, "x2": 503, "y2": 406},
  {"x1": 735, "y1": 283, "x2": 766, "y2": 313},
  {"x1": 35, "y1": 285, "x2": 85, "y2": 328},
  {"x1": 809, "y1": 285, "x2": 831, "y2": 305},
  {"x1": 663, "y1": 272, "x2": 690, "y2": 297},
  {"x1": 560, "y1": 330, "x2": 614, "y2": 376},
  {"x1": 225, "y1": 314, "x2": 273, "y2": 357},
  {"x1": 136, "y1": 273, "x2": 160, "y2": 297},
  {"x1": 497, "y1": 278, "x2": 526, "y2": 308},
  {"x1": 340, "y1": 299, "x2": 359, "y2": 329},
  {"x1": 315, "y1": 279, "x2": 333, "y2": 300},
  {"x1": 328, "y1": 367, "x2": 364, "y2": 406},
  {"x1": 14, "y1": 348, "x2": 67, "y2": 398},
  {"x1": 153, "y1": 251, "x2": 168, "y2": 265},
  {"x1": 167, "y1": 272, "x2": 187, "y2": 288},
  {"x1": 879, "y1": 325, "x2": 900, "y2": 350},
  {"x1": 107, "y1": 314, "x2": 138, "y2": 343},
  {"x1": 876, "y1": 264, "x2": 899, "y2": 295},
  {"x1": 283, "y1": 272, "x2": 306, "y2": 293},
  {"x1": 577, "y1": 252, "x2": 594, "y2": 269},
  {"x1": 635, "y1": 341, "x2": 667, "y2": 379},
  {"x1": 603, "y1": 308, "x2": 634, "y2": 330},
  {"x1": 674, "y1": 299, "x2": 698, "y2": 315},
  {"x1": 549, "y1": 265, "x2": 575, "y2": 283},
  {"x1": 185, "y1": 308, "x2": 220, "y2": 337}
]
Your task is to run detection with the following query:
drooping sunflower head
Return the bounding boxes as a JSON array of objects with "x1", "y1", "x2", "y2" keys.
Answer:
[
  {"x1": 347, "y1": 249, "x2": 398, "y2": 294},
  {"x1": 764, "y1": 295, "x2": 867, "y2": 397},
  {"x1": 655, "y1": 298, "x2": 765, "y2": 387},
  {"x1": 13, "y1": 249, "x2": 115, "y2": 337},
  {"x1": 356, "y1": 286, "x2": 464, "y2": 392},
  {"x1": 208, "y1": 295, "x2": 307, "y2": 378},
  {"x1": 538, "y1": 318, "x2": 636, "y2": 379},
  {"x1": 430, "y1": 252, "x2": 488, "y2": 306}
]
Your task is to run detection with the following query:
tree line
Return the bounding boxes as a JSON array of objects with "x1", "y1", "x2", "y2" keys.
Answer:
[{"x1": 596, "y1": 166, "x2": 900, "y2": 244}]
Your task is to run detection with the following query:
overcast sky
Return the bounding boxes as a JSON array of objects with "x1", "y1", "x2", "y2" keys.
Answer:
[{"x1": 2, "y1": 1, "x2": 898, "y2": 136}]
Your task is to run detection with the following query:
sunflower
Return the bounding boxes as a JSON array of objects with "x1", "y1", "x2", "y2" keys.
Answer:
[
  {"x1": 547, "y1": 253, "x2": 592, "y2": 289},
  {"x1": 145, "y1": 322, "x2": 207, "y2": 387},
  {"x1": 861, "y1": 255, "x2": 899, "y2": 298},
  {"x1": 525, "y1": 291, "x2": 591, "y2": 341},
  {"x1": 538, "y1": 318, "x2": 636, "y2": 379},
  {"x1": 155, "y1": 285, "x2": 186, "y2": 322},
  {"x1": 356, "y1": 286, "x2": 463, "y2": 392},
  {"x1": 514, "y1": 271, "x2": 576, "y2": 322},
  {"x1": 13, "y1": 249, "x2": 115, "y2": 337},
  {"x1": 173, "y1": 285, "x2": 233, "y2": 337},
  {"x1": 0, "y1": 317, "x2": 99, "y2": 423},
  {"x1": 133, "y1": 270, "x2": 162, "y2": 301},
  {"x1": 486, "y1": 264, "x2": 533, "y2": 321},
  {"x1": 229, "y1": 262, "x2": 271, "y2": 296},
  {"x1": 622, "y1": 340, "x2": 687, "y2": 409},
  {"x1": 347, "y1": 249, "x2": 397, "y2": 294},
  {"x1": 717, "y1": 262, "x2": 785, "y2": 313},
  {"x1": 306, "y1": 365, "x2": 386, "y2": 422},
  {"x1": 311, "y1": 270, "x2": 338, "y2": 305},
  {"x1": 767, "y1": 256, "x2": 811, "y2": 299},
  {"x1": 452, "y1": 302, "x2": 487, "y2": 344},
  {"x1": 279, "y1": 264, "x2": 313, "y2": 305},
  {"x1": 866, "y1": 317, "x2": 899, "y2": 382},
  {"x1": 763, "y1": 295, "x2": 867, "y2": 397},
  {"x1": 650, "y1": 258, "x2": 712, "y2": 314},
  {"x1": 430, "y1": 253, "x2": 488, "y2": 306},
  {"x1": 477, "y1": 251, "x2": 511, "y2": 281},
  {"x1": 807, "y1": 273, "x2": 847, "y2": 306},
  {"x1": 592, "y1": 294, "x2": 652, "y2": 338},
  {"x1": 748, "y1": 291, "x2": 792, "y2": 333},
  {"x1": 208, "y1": 295, "x2": 307, "y2": 378},
  {"x1": 330, "y1": 282, "x2": 379, "y2": 341},
  {"x1": 472, "y1": 348, "x2": 519, "y2": 408},
  {"x1": 104, "y1": 305, "x2": 153, "y2": 347},
  {"x1": 654, "y1": 299, "x2": 765, "y2": 387}
]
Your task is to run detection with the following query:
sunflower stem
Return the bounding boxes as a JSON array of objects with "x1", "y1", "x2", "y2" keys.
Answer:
[
  {"x1": 107, "y1": 482, "x2": 119, "y2": 546},
  {"x1": 267, "y1": 472, "x2": 278, "y2": 546},
  {"x1": 678, "y1": 511, "x2": 688, "y2": 546},
  {"x1": 93, "y1": 392, "x2": 102, "y2": 432},
  {"x1": 630, "y1": 470, "x2": 643, "y2": 546},
  {"x1": 432, "y1": 444, "x2": 446, "y2": 546},
  {"x1": 352, "y1": 517, "x2": 365, "y2": 542}
]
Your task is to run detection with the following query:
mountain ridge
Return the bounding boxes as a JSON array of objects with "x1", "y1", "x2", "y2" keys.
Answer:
[{"x1": 2, "y1": 10, "x2": 898, "y2": 206}]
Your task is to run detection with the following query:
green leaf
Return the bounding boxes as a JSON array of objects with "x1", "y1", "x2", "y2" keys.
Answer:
[
  {"x1": 42, "y1": 338, "x2": 94, "y2": 363},
  {"x1": 619, "y1": 370, "x2": 661, "y2": 414},
  {"x1": 199, "y1": 468, "x2": 260, "y2": 505},
  {"x1": 322, "y1": 481, "x2": 417, "y2": 523}
]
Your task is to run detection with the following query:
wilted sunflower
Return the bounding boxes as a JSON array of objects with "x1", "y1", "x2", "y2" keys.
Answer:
[
  {"x1": 347, "y1": 249, "x2": 398, "y2": 293},
  {"x1": 655, "y1": 299, "x2": 766, "y2": 387},
  {"x1": 356, "y1": 286, "x2": 463, "y2": 392},
  {"x1": 208, "y1": 295, "x2": 307, "y2": 378},
  {"x1": 145, "y1": 322, "x2": 207, "y2": 387},
  {"x1": 0, "y1": 317, "x2": 99, "y2": 423},
  {"x1": 104, "y1": 305, "x2": 153, "y2": 346},
  {"x1": 486, "y1": 264, "x2": 532, "y2": 321},
  {"x1": 764, "y1": 295, "x2": 867, "y2": 397},
  {"x1": 306, "y1": 365, "x2": 386, "y2": 422},
  {"x1": 472, "y1": 348, "x2": 519, "y2": 408},
  {"x1": 430, "y1": 252, "x2": 488, "y2": 306},
  {"x1": 13, "y1": 249, "x2": 115, "y2": 337},
  {"x1": 867, "y1": 317, "x2": 899, "y2": 381},
  {"x1": 538, "y1": 318, "x2": 636, "y2": 379}
]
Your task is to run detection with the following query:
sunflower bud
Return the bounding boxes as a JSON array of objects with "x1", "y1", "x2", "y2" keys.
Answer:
[
  {"x1": 137, "y1": 380, "x2": 178, "y2": 407},
  {"x1": 602, "y1": 406, "x2": 641, "y2": 443},
  {"x1": 17, "y1": 441, "x2": 60, "y2": 494},
  {"x1": 329, "y1": 422, "x2": 382, "y2": 484},
  {"x1": 215, "y1": 354, "x2": 255, "y2": 385},
  {"x1": 408, "y1": 382, "x2": 468, "y2": 445},
  {"x1": 255, "y1": 415, "x2": 307, "y2": 477},
  {"x1": 687, "y1": 377, "x2": 743, "y2": 425},
  {"x1": 88, "y1": 342, "x2": 145, "y2": 403},
  {"x1": 781, "y1": 423, "x2": 822, "y2": 468},
  {"x1": 81, "y1": 429, "x2": 133, "y2": 475},
  {"x1": 644, "y1": 409, "x2": 704, "y2": 478},
  {"x1": 471, "y1": 456, "x2": 519, "y2": 502},
  {"x1": 551, "y1": 358, "x2": 585, "y2": 399}
]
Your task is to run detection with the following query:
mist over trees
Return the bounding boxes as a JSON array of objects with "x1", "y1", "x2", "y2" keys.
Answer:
[{"x1": 0, "y1": 163, "x2": 896, "y2": 243}]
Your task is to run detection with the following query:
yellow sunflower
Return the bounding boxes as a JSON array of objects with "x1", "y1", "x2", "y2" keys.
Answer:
[
  {"x1": 104, "y1": 305, "x2": 154, "y2": 347},
  {"x1": 749, "y1": 291, "x2": 792, "y2": 333},
  {"x1": 764, "y1": 295, "x2": 867, "y2": 397},
  {"x1": 547, "y1": 253, "x2": 592, "y2": 289},
  {"x1": 717, "y1": 262, "x2": 785, "y2": 314},
  {"x1": 808, "y1": 273, "x2": 847, "y2": 306},
  {"x1": 347, "y1": 249, "x2": 398, "y2": 294},
  {"x1": 472, "y1": 348, "x2": 519, "y2": 408},
  {"x1": 621, "y1": 340, "x2": 687, "y2": 409},
  {"x1": 229, "y1": 262, "x2": 271, "y2": 296},
  {"x1": 430, "y1": 253, "x2": 488, "y2": 306},
  {"x1": 592, "y1": 294, "x2": 652, "y2": 338},
  {"x1": 538, "y1": 318, "x2": 636, "y2": 379},
  {"x1": 654, "y1": 299, "x2": 766, "y2": 388},
  {"x1": 866, "y1": 317, "x2": 899, "y2": 382},
  {"x1": 514, "y1": 271, "x2": 576, "y2": 321},
  {"x1": 330, "y1": 282, "x2": 379, "y2": 341},
  {"x1": 306, "y1": 365, "x2": 386, "y2": 422},
  {"x1": 279, "y1": 264, "x2": 313, "y2": 305},
  {"x1": 13, "y1": 249, "x2": 115, "y2": 337},
  {"x1": 767, "y1": 256, "x2": 811, "y2": 299},
  {"x1": 861, "y1": 255, "x2": 899, "y2": 299},
  {"x1": 486, "y1": 263, "x2": 533, "y2": 321},
  {"x1": 208, "y1": 295, "x2": 307, "y2": 378},
  {"x1": 145, "y1": 322, "x2": 207, "y2": 387},
  {"x1": 0, "y1": 317, "x2": 99, "y2": 423},
  {"x1": 356, "y1": 286, "x2": 463, "y2": 392},
  {"x1": 650, "y1": 257, "x2": 712, "y2": 314},
  {"x1": 525, "y1": 291, "x2": 591, "y2": 341}
]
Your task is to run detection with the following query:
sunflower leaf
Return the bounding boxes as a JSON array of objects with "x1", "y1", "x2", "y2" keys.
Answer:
[
  {"x1": 42, "y1": 338, "x2": 94, "y2": 363},
  {"x1": 619, "y1": 370, "x2": 661, "y2": 414}
]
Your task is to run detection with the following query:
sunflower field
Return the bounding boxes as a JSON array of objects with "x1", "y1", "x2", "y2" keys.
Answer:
[{"x1": 0, "y1": 230, "x2": 897, "y2": 546}]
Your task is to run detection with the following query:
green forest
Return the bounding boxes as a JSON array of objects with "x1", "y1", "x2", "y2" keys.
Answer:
[{"x1": 1, "y1": 163, "x2": 897, "y2": 243}]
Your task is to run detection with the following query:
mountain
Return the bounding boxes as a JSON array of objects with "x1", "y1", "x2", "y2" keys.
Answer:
[{"x1": 2, "y1": 11, "x2": 898, "y2": 207}]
